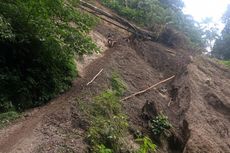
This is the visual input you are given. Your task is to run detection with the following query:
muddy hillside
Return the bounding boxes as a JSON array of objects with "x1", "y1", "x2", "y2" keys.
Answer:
[
  {"x1": 0, "y1": 1, "x2": 229, "y2": 153},
  {"x1": 71, "y1": 18, "x2": 230, "y2": 152}
]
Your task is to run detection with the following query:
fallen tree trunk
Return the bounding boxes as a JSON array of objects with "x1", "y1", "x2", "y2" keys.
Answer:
[
  {"x1": 79, "y1": 0, "x2": 157, "y2": 41},
  {"x1": 79, "y1": 5, "x2": 132, "y2": 33}
]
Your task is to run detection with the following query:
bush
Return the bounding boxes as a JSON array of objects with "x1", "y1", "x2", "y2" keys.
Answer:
[
  {"x1": 88, "y1": 114, "x2": 128, "y2": 152},
  {"x1": 77, "y1": 73, "x2": 127, "y2": 151},
  {"x1": 0, "y1": 111, "x2": 20, "y2": 128},
  {"x1": 136, "y1": 136, "x2": 156, "y2": 153},
  {"x1": 86, "y1": 90, "x2": 128, "y2": 152},
  {"x1": 110, "y1": 72, "x2": 126, "y2": 96},
  {"x1": 0, "y1": 0, "x2": 98, "y2": 111},
  {"x1": 100, "y1": 0, "x2": 144, "y2": 24},
  {"x1": 220, "y1": 60, "x2": 230, "y2": 67},
  {"x1": 150, "y1": 114, "x2": 172, "y2": 136},
  {"x1": 95, "y1": 144, "x2": 113, "y2": 153}
]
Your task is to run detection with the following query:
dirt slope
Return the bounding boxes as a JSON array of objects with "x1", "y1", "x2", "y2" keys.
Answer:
[{"x1": 0, "y1": 2, "x2": 230, "y2": 153}]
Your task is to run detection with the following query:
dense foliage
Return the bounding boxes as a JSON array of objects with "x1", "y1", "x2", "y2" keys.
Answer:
[
  {"x1": 100, "y1": 0, "x2": 205, "y2": 48},
  {"x1": 136, "y1": 137, "x2": 156, "y2": 153},
  {"x1": 212, "y1": 5, "x2": 230, "y2": 60},
  {"x1": 150, "y1": 114, "x2": 172, "y2": 136},
  {"x1": 0, "y1": 0, "x2": 97, "y2": 112}
]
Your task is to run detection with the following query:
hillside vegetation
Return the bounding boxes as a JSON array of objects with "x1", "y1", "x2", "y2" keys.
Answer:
[
  {"x1": 0, "y1": 0, "x2": 97, "y2": 112},
  {"x1": 100, "y1": 0, "x2": 205, "y2": 48}
]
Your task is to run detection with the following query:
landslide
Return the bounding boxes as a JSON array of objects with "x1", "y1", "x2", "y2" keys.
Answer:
[
  {"x1": 0, "y1": 1, "x2": 229, "y2": 153},
  {"x1": 71, "y1": 18, "x2": 230, "y2": 152},
  {"x1": 71, "y1": 2, "x2": 230, "y2": 152}
]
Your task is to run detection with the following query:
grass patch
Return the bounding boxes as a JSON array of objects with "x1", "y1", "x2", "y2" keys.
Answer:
[
  {"x1": 220, "y1": 60, "x2": 230, "y2": 67},
  {"x1": 77, "y1": 73, "x2": 129, "y2": 152},
  {"x1": 86, "y1": 90, "x2": 129, "y2": 152},
  {"x1": 136, "y1": 136, "x2": 156, "y2": 153},
  {"x1": 110, "y1": 72, "x2": 126, "y2": 97},
  {"x1": 0, "y1": 111, "x2": 20, "y2": 128}
]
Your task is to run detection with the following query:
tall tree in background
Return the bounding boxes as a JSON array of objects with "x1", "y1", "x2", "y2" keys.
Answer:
[
  {"x1": 212, "y1": 5, "x2": 230, "y2": 60},
  {"x1": 159, "y1": 0, "x2": 184, "y2": 10}
]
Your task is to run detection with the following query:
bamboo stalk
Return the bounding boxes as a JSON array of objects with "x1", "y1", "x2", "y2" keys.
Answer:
[
  {"x1": 86, "y1": 69, "x2": 104, "y2": 86},
  {"x1": 121, "y1": 75, "x2": 175, "y2": 101}
]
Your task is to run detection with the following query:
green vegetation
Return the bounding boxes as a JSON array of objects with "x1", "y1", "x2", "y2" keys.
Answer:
[
  {"x1": 212, "y1": 4, "x2": 230, "y2": 60},
  {"x1": 86, "y1": 90, "x2": 129, "y2": 152},
  {"x1": 0, "y1": 0, "x2": 98, "y2": 112},
  {"x1": 95, "y1": 144, "x2": 113, "y2": 153},
  {"x1": 76, "y1": 73, "x2": 157, "y2": 153},
  {"x1": 150, "y1": 114, "x2": 172, "y2": 136},
  {"x1": 100, "y1": 0, "x2": 205, "y2": 48},
  {"x1": 78, "y1": 74, "x2": 128, "y2": 152},
  {"x1": 136, "y1": 136, "x2": 156, "y2": 153},
  {"x1": 0, "y1": 111, "x2": 20, "y2": 128},
  {"x1": 110, "y1": 72, "x2": 126, "y2": 96},
  {"x1": 220, "y1": 60, "x2": 230, "y2": 67}
]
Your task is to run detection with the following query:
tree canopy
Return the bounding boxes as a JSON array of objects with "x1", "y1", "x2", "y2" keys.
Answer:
[
  {"x1": 212, "y1": 4, "x2": 230, "y2": 60},
  {"x1": 100, "y1": 0, "x2": 205, "y2": 48},
  {"x1": 0, "y1": 0, "x2": 97, "y2": 112}
]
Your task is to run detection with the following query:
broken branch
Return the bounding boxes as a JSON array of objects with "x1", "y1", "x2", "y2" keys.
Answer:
[
  {"x1": 86, "y1": 69, "x2": 103, "y2": 86},
  {"x1": 121, "y1": 75, "x2": 175, "y2": 101}
]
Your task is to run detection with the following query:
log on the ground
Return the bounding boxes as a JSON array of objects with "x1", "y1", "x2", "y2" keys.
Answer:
[
  {"x1": 86, "y1": 69, "x2": 103, "y2": 86},
  {"x1": 79, "y1": 0, "x2": 157, "y2": 41},
  {"x1": 121, "y1": 75, "x2": 175, "y2": 101}
]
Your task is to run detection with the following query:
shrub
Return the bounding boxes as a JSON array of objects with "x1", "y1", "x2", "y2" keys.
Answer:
[
  {"x1": 136, "y1": 136, "x2": 156, "y2": 153},
  {"x1": 91, "y1": 90, "x2": 122, "y2": 118},
  {"x1": 110, "y1": 72, "x2": 126, "y2": 96},
  {"x1": 0, "y1": 0, "x2": 98, "y2": 111},
  {"x1": 0, "y1": 111, "x2": 20, "y2": 128},
  {"x1": 220, "y1": 60, "x2": 230, "y2": 67},
  {"x1": 150, "y1": 114, "x2": 172, "y2": 136},
  {"x1": 100, "y1": 0, "x2": 145, "y2": 24},
  {"x1": 95, "y1": 144, "x2": 113, "y2": 153},
  {"x1": 86, "y1": 90, "x2": 128, "y2": 152},
  {"x1": 88, "y1": 114, "x2": 128, "y2": 152},
  {"x1": 78, "y1": 74, "x2": 128, "y2": 152}
]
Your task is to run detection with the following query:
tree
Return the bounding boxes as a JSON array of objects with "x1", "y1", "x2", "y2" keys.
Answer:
[
  {"x1": 0, "y1": 0, "x2": 98, "y2": 111},
  {"x1": 159, "y1": 0, "x2": 184, "y2": 10},
  {"x1": 100, "y1": 0, "x2": 205, "y2": 48},
  {"x1": 212, "y1": 4, "x2": 230, "y2": 59},
  {"x1": 200, "y1": 18, "x2": 219, "y2": 51}
]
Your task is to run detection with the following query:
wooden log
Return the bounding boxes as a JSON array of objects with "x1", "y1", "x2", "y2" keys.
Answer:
[
  {"x1": 121, "y1": 75, "x2": 175, "y2": 101},
  {"x1": 79, "y1": 5, "x2": 132, "y2": 33},
  {"x1": 79, "y1": 0, "x2": 157, "y2": 41},
  {"x1": 86, "y1": 69, "x2": 103, "y2": 86}
]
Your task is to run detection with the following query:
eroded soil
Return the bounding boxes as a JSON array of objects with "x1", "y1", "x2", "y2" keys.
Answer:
[{"x1": 0, "y1": 2, "x2": 230, "y2": 153}]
